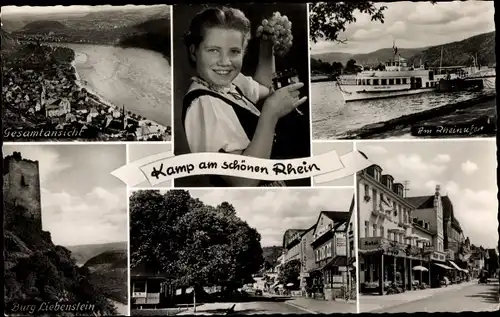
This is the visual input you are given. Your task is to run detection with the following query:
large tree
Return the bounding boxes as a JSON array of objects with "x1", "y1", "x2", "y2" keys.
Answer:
[
  {"x1": 309, "y1": 1, "x2": 387, "y2": 43},
  {"x1": 278, "y1": 259, "x2": 301, "y2": 288},
  {"x1": 130, "y1": 190, "x2": 264, "y2": 293}
]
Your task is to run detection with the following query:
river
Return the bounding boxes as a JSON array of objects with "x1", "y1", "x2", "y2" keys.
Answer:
[
  {"x1": 54, "y1": 43, "x2": 172, "y2": 127},
  {"x1": 311, "y1": 80, "x2": 496, "y2": 139}
]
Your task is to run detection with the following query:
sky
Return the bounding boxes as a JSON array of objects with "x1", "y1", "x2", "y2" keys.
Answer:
[
  {"x1": 311, "y1": 1, "x2": 496, "y2": 55},
  {"x1": 3, "y1": 144, "x2": 127, "y2": 246},
  {"x1": 312, "y1": 141, "x2": 354, "y2": 186},
  {"x1": 1, "y1": 5, "x2": 167, "y2": 15},
  {"x1": 357, "y1": 140, "x2": 498, "y2": 249},
  {"x1": 185, "y1": 188, "x2": 354, "y2": 247}
]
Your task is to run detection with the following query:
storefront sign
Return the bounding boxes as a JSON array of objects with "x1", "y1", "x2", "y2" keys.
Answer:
[
  {"x1": 432, "y1": 252, "x2": 446, "y2": 262},
  {"x1": 360, "y1": 237, "x2": 382, "y2": 250},
  {"x1": 335, "y1": 233, "x2": 347, "y2": 256},
  {"x1": 424, "y1": 246, "x2": 434, "y2": 254}
]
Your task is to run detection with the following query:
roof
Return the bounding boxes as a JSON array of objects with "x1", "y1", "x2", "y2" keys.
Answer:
[
  {"x1": 300, "y1": 224, "x2": 317, "y2": 237},
  {"x1": 322, "y1": 211, "x2": 349, "y2": 222},
  {"x1": 282, "y1": 229, "x2": 307, "y2": 248},
  {"x1": 405, "y1": 195, "x2": 433, "y2": 209}
]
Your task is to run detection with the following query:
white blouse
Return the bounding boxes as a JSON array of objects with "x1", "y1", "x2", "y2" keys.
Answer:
[{"x1": 184, "y1": 73, "x2": 262, "y2": 153}]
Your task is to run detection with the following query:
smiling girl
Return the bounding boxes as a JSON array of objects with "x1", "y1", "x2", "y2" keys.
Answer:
[{"x1": 182, "y1": 6, "x2": 307, "y2": 187}]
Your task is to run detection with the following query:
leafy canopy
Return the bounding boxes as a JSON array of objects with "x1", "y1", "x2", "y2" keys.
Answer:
[
  {"x1": 309, "y1": 1, "x2": 387, "y2": 44},
  {"x1": 130, "y1": 190, "x2": 264, "y2": 290}
]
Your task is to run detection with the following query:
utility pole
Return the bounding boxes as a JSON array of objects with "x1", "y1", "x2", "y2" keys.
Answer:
[{"x1": 403, "y1": 181, "x2": 411, "y2": 198}]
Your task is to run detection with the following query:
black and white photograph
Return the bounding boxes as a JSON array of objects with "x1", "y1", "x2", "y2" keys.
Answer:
[
  {"x1": 3, "y1": 144, "x2": 128, "y2": 316},
  {"x1": 1, "y1": 5, "x2": 172, "y2": 141},
  {"x1": 309, "y1": 1, "x2": 496, "y2": 139},
  {"x1": 127, "y1": 143, "x2": 173, "y2": 188},
  {"x1": 355, "y1": 140, "x2": 499, "y2": 313},
  {"x1": 172, "y1": 4, "x2": 311, "y2": 188},
  {"x1": 130, "y1": 188, "x2": 356, "y2": 315},
  {"x1": 311, "y1": 141, "x2": 354, "y2": 187}
]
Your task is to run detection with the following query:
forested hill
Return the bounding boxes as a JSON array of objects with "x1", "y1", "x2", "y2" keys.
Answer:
[
  {"x1": 312, "y1": 31, "x2": 496, "y2": 69},
  {"x1": 262, "y1": 246, "x2": 284, "y2": 269},
  {"x1": 408, "y1": 31, "x2": 496, "y2": 67},
  {"x1": 21, "y1": 20, "x2": 67, "y2": 32},
  {"x1": 118, "y1": 17, "x2": 171, "y2": 63}
]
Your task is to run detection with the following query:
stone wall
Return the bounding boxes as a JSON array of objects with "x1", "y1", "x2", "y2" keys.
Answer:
[{"x1": 3, "y1": 152, "x2": 42, "y2": 229}]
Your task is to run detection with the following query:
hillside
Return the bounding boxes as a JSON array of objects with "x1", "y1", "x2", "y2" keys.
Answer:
[
  {"x1": 312, "y1": 31, "x2": 495, "y2": 68},
  {"x1": 21, "y1": 20, "x2": 67, "y2": 33},
  {"x1": 408, "y1": 31, "x2": 496, "y2": 67},
  {"x1": 118, "y1": 17, "x2": 171, "y2": 60},
  {"x1": 4, "y1": 203, "x2": 118, "y2": 316},
  {"x1": 66, "y1": 241, "x2": 127, "y2": 266},
  {"x1": 262, "y1": 246, "x2": 283, "y2": 268},
  {"x1": 1, "y1": 28, "x2": 20, "y2": 51},
  {"x1": 83, "y1": 250, "x2": 128, "y2": 304},
  {"x1": 118, "y1": 17, "x2": 171, "y2": 62},
  {"x1": 312, "y1": 52, "x2": 353, "y2": 66},
  {"x1": 353, "y1": 47, "x2": 426, "y2": 67}
]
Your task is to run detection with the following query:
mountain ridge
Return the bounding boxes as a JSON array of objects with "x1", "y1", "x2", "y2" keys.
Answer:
[
  {"x1": 312, "y1": 31, "x2": 496, "y2": 68},
  {"x1": 66, "y1": 241, "x2": 127, "y2": 266}
]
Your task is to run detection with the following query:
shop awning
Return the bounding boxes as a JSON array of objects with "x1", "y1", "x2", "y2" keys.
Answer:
[
  {"x1": 434, "y1": 263, "x2": 454, "y2": 270},
  {"x1": 448, "y1": 261, "x2": 461, "y2": 270},
  {"x1": 323, "y1": 256, "x2": 347, "y2": 270}
]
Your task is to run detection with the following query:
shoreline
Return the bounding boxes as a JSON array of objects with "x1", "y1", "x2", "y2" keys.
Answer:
[{"x1": 339, "y1": 93, "x2": 497, "y2": 139}]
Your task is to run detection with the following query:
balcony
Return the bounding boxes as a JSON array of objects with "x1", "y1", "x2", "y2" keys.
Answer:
[
  {"x1": 359, "y1": 237, "x2": 425, "y2": 259},
  {"x1": 371, "y1": 209, "x2": 387, "y2": 219}
]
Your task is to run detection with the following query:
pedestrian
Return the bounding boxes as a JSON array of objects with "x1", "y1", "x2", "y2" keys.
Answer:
[{"x1": 181, "y1": 6, "x2": 307, "y2": 187}]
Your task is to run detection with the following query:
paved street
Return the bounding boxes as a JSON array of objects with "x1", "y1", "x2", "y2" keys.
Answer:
[
  {"x1": 361, "y1": 279, "x2": 500, "y2": 313},
  {"x1": 174, "y1": 295, "x2": 356, "y2": 315}
]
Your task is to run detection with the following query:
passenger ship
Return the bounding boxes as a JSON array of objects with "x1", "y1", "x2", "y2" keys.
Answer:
[{"x1": 337, "y1": 55, "x2": 440, "y2": 102}]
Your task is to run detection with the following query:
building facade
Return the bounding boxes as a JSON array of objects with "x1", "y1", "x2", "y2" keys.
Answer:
[
  {"x1": 357, "y1": 165, "x2": 430, "y2": 295},
  {"x1": 283, "y1": 229, "x2": 306, "y2": 264},
  {"x1": 299, "y1": 225, "x2": 317, "y2": 292},
  {"x1": 308, "y1": 209, "x2": 352, "y2": 300}
]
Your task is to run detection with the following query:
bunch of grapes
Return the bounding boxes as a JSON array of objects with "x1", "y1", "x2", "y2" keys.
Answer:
[{"x1": 256, "y1": 12, "x2": 293, "y2": 57}]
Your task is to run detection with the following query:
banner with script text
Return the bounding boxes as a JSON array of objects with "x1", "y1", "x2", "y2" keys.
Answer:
[{"x1": 111, "y1": 150, "x2": 372, "y2": 186}]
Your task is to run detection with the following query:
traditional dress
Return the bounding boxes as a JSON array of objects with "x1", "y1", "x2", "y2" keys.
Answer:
[{"x1": 182, "y1": 74, "x2": 285, "y2": 187}]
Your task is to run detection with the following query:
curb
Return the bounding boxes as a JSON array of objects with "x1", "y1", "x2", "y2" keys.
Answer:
[{"x1": 284, "y1": 302, "x2": 318, "y2": 315}]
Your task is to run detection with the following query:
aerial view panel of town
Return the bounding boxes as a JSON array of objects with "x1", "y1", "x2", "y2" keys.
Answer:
[{"x1": 1, "y1": 5, "x2": 172, "y2": 141}]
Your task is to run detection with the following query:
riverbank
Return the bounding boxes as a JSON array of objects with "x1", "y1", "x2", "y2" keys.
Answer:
[
  {"x1": 341, "y1": 93, "x2": 497, "y2": 139},
  {"x1": 69, "y1": 50, "x2": 171, "y2": 140}
]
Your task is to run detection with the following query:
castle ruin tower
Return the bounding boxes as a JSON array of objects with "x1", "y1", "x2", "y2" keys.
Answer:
[{"x1": 3, "y1": 152, "x2": 42, "y2": 229}]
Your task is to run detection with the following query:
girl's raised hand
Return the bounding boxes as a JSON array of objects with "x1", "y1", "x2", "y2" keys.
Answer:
[{"x1": 256, "y1": 12, "x2": 294, "y2": 57}]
